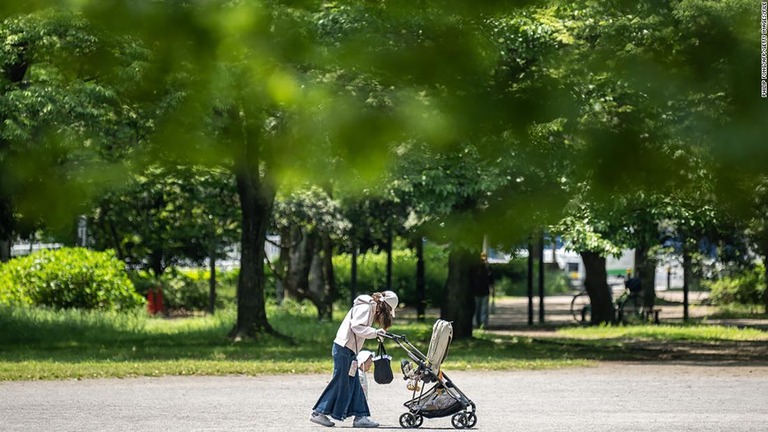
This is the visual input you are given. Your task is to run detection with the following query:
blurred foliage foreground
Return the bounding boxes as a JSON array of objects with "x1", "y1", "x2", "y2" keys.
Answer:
[
  {"x1": 3, "y1": 0, "x2": 768, "y2": 339},
  {"x1": 1, "y1": 301, "x2": 766, "y2": 381},
  {"x1": 1, "y1": 0, "x2": 767, "y2": 244}
]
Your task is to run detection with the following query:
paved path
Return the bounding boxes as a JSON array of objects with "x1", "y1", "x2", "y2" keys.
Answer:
[
  {"x1": 484, "y1": 291, "x2": 716, "y2": 328},
  {"x1": 3, "y1": 292, "x2": 767, "y2": 431},
  {"x1": 471, "y1": 291, "x2": 768, "y2": 331},
  {"x1": 2, "y1": 363, "x2": 767, "y2": 431}
]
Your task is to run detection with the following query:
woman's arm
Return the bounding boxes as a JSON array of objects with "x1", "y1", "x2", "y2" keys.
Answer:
[{"x1": 349, "y1": 303, "x2": 379, "y2": 339}]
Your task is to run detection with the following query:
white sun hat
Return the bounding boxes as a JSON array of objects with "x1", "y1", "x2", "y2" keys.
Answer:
[
  {"x1": 357, "y1": 350, "x2": 374, "y2": 364},
  {"x1": 382, "y1": 291, "x2": 399, "y2": 317}
]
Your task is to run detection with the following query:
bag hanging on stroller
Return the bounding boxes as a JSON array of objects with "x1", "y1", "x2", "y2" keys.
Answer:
[{"x1": 373, "y1": 339, "x2": 394, "y2": 384}]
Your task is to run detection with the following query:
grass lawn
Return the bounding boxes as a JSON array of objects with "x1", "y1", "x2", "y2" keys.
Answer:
[{"x1": 1, "y1": 301, "x2": 766, "y2": 381}]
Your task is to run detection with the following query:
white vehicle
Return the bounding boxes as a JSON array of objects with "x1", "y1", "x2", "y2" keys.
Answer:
[
  {"x1": 487, "y1": 246, "x2": 683, "y2": 291},
  {"x1": 555, "y1": 248, "x2": 683, "y2": 291}
]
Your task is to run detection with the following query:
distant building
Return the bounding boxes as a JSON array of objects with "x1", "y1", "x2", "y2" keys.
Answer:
[{"x1": 11, "y1": 242, "x2": 63, "y2": 257}]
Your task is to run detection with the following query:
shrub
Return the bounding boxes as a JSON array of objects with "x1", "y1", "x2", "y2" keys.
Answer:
[
  {"x1": 705, "y1": 265, "x2": 766, "y2": 306},
  {"x1": 178, "y1": 267, "x2": 240, "y2": 305},
  {"x1": 0, "y1": 269, "x2": 32, "y2": 307},
  {"x1": 162, "y1": 269, "x2": 210, "y2": 311},
  {"x1": 129, "y1": 270, "x2": 209, "y2": 312},
  {"x1": 0, "y1": 248, "x2": 144, "y2": 310},
  {"x1": 128, "y1": 267, "x2": 242, "y2": 312}
]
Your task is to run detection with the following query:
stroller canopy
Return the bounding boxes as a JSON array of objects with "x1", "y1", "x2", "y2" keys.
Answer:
[{"x1": 425, "y1": 320, "x2": 453, "y2": 373}]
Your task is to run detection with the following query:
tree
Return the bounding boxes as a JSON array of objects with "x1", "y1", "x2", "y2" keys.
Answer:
[
  {"x1": 747, "y1": 178, "x2": 768, "y2": 313},
  {"x1": 97, "y1": 1, "x2": 425, "y2": 338},
  {"x1": 392, "y1": 144, "x2": 519, "y2": 338},
  {"x1": 13, "y1": 0, "x2": 766, "y2": 338},
  {"x1": 547, "y1": 0, "x2": 760, "y2": 323},
  {"x1": 555, "y1": 195, "x2": 622, "y2": 324},
  {"x1": 90, "y1": 165, "x2": 240, "y2": 277},
  {"x1": 0, "y1": 8, "x2": 166, "y2": 260},
  {"x1": 272, "y1": 186, "x2": 348, "y2": 320}
]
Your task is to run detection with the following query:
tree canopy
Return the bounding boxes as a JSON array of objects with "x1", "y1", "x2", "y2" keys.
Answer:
[{"x1": 2, "y1": 0, "x2": 767, "y2": 334}]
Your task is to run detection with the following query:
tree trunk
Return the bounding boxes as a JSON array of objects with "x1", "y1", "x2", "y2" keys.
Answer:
[
  {"x1": 149, "y1": 249, "x2": 164, "y2": 278},
  {"x1": 537, "y1": 234, "x2": 545, "y2": 323},
  {"x1": 386, "y1": 224, "x2": 393, "y2": 291},
  {"x1": 682, "y1": 245, "x2": 692, "y2": 321},
  {"x1": 0, "y1": 238, "x2": 11, "y2": 263},
  {"x1": 580, "y1": 251, "x2": 614, "y2": 324},
  {"x1": 634, "y1": 243, "x2": 656, "y2": 310},
  {"x1": 551, "y1": 239, "x2": 557, "y2": 264},
  {"x1": 350, "y1": 240, "x2": 358, "y2": 308},
  {"x1": 208, "y1": 234, "x2": 217, "y2": 315},
  {"x1": 279, "y1": 224, "x2": 336, "y2": 320},
  {"x1": 107, "y1": 220, "x2": 124, "y2": 261},
  {"x1": 230, "y1": 169, "x2": 275, "y2": 340},
  {"x1": 0, "y1": 194, "x2": 13, "y2": 262},
  {"x1": 315, "y1": 233, "x2": 336, "y2": 321},
  {"x1": 527, "y1": 240, "x2": 534, "y2": 325},
  {"x1": 764, "y1": 253, "x2": 768, "y2": 315},
  {"x1": 0, "y1": 238, "x2": 9, "y2": 262},
  {"x1": 441, "y1": 247, "x2": 475, "y2": 339},
  {"x1": 0, "y1": 52, "x2": 27, "y2": 263},
  {"x1": 308, "y1": 250, "x2": 327, "y2": 318},
  {"x1": 274, "y1": 226, "x2": 292, "y2": 305},
  {"x1": 415, "y1": 235, "x2": 426, "y2": 322},
  {"x1": 286, "y1": 225, "x2": 314, "y2": 297}
]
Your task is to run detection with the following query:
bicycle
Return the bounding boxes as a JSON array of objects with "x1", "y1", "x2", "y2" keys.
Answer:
[
  {"x1": 570, "y1": 281, "x2": 644, "y2": 325},
  {"x1": 570, "y1": 290, "x2": 592, "y2": 324}
]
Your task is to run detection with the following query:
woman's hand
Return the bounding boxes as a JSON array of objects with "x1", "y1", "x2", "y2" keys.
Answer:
[{"x1": 376, "y1": 328, "x2": 388, "y2": 337}]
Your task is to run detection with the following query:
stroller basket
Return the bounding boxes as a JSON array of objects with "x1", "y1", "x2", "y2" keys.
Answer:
[{"x1": 403, "y1": 383, "x2": 466, "y2": 419}]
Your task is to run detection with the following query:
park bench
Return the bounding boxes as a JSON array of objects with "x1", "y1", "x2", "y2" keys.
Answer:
[{"x1": 643, "y1": 308, "x2": 662, "y2": 324}]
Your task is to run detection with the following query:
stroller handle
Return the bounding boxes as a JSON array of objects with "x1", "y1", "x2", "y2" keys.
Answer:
[{"x1": 380, "y1": 331, "x2": 406, "y2": 341}]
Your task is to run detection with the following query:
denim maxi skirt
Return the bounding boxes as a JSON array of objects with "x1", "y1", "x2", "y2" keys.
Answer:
[{"x1": 312, "y1": 343, "x2": 371, "y2": 421}]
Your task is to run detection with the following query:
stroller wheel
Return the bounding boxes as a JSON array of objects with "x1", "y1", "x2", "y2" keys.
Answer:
[
  {"x1": 451, "y1": 413, "x2": 470, "y2": 429},
  {"x1": 465, "y1": 412, "x2": 477, "y2": 428},
  {"x1": 398, "y1": 412, "x2": 423, "y2": 429}
]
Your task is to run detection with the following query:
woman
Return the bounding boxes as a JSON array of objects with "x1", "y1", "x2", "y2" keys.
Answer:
[{"x1": 309, "y1": 290, "x2": 398, "y2": 428}]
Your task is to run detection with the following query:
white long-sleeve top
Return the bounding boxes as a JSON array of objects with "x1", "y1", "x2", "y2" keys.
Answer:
[{"x1": 334, "y1": 295, "x2": 379, "y2": 353}]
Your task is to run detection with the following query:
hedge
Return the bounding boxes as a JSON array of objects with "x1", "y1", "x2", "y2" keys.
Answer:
[
  {"x1": 706, "y1": 265, "x2": 766, "y2": 306},
  {"x1": 0, "y1": 248, "x2": 144, "y2": 311}
]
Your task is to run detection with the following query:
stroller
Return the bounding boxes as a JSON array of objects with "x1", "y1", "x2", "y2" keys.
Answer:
[{"x1": 382, "y1": 320, "x2": 477, "y2": 429}]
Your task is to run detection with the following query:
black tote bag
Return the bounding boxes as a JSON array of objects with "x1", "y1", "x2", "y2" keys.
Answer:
[{"x1": 373, "y1": 339, "x2": 394, "y2": 384}]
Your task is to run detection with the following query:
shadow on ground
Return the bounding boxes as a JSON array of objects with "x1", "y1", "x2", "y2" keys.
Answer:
[{"x1": 399, "y1": 293, "x2": 768, "y2": 364}]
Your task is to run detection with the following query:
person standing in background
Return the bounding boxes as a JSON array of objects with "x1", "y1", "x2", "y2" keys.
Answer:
[{"x1": 472, "y1": 253, "x2": 493, "y2": 329}]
